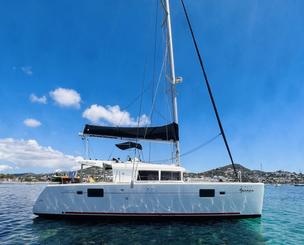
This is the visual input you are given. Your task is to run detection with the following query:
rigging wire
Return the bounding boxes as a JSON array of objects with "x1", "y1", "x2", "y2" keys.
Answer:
[
  {"x1": 82, "y1": 136, "x2": 94, "y2": 160},
  {"x1": 150, "y1": 133, "x2": 221, "y2": 163},
  {"x1": 180, "y1": 0, "x2": 239, "y2": 181},
  {"x1": 106, "y1": 0, "x2": 166, "y2": 163},
  {"x1": 143, "y1": 43, "x2": 168, "y2": 139},
  {"x1": 107, "y1": 147, "x2": 115, "y2": 161},
  {"x1": 115, "y1": 6, "x2": 167, "y2": 134},
  {"x1": 135, "y1": 58, "x2": 147, "y2": 144},
  {"x1": 151, "y1": 0, "x2": 160, "y2": 117},
  {"x1": 115, "y1": 83, "x2": 150, "y2": 127},
  {"x1": 149, "y1": 0, "x2": 160, "y2": 162},
  {"x1": 132, "y1": 58, "x2": 147, "y2": 186}
]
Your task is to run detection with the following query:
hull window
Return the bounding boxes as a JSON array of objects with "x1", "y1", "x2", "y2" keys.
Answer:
[
  {"x1": 76, "y1": 191, "x2": 83, "y2": 195},
  {"x1": 199, "y1": 189, "x2": 215, "y2": 197},
  {"x1": 137, "y1": 171, "x2": 159, "y2": 181},
  {"x1": 87, "y1": 188, "x2": 104, "y2": 197},
  {"x1": 220, "y1": 191, "x2": 225, "y2": 195},
  {"x1": 161, "y1": 171, "x2": 181, "y2": 180}
]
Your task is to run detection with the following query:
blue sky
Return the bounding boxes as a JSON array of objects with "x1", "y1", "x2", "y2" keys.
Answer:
[{"x1": 0, "y1": 0, "x2": 304, "y2": 173}]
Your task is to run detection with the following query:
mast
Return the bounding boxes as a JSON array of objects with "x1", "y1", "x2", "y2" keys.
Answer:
[{"x1": 164, "y1": 0, "x2": 181, "y2": 166}]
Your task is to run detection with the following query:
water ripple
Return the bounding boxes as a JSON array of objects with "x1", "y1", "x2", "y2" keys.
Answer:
[{"x1": 0, "y1": 184, "x2": 303, "y2": 244}]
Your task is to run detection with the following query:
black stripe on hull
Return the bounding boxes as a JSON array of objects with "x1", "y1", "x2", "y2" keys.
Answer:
[{"x1": 34, "y1": 213, "x2": 261, "y2": 221}]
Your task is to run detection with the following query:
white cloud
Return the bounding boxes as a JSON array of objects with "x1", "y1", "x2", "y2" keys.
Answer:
[
  {"x1": 82, "y1": 104, "x2": 150, "y2": 126},
  {"x1": 30, "y1": 94, "x2": 47, "y2": 104},
  {"x1": 24, "y1": 118, "x2": 41, "y2": 128},
  {"x1": 21, "y1": 66, "x2": 33, "y2": 76},
  {"x1": 49, "y1": 88, "x2": 81, "y2": 108},
  {"x1": 0, "y1": 164, "x2": 13, "y2": 172},
  {"x1": 0, "y1": 138, "x2": 83, "y2": 171}
]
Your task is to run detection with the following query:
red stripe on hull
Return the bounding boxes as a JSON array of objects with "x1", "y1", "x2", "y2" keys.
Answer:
[{"x1": 63, "y1": 211, "x2": 241, "y2": 216}]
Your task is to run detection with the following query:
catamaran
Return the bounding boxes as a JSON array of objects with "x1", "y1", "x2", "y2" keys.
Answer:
[{"x1": 33, "y1": 0, "x2": 264, "y2": 219}]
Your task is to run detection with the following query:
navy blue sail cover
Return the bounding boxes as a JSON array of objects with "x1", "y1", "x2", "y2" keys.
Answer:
[{"x1": 83, "y1": 123, "x2": 179, "y2": 142}]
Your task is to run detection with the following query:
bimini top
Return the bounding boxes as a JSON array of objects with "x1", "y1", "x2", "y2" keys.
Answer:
[
  {"x1": 83, "y1": 123, "x2": 179, "y2": 142},
  {"x1": 115, "y1": 141, "x2": 142, "y2": 150}
]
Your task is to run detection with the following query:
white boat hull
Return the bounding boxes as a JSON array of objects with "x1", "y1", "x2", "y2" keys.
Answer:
[{"x1": 33, "y1": 182, "x2": 264, "y2": 219}]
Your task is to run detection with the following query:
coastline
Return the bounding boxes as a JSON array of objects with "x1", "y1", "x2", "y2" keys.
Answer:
[{"x1": 0, "y1": 181, "x2": 51, "y2": 184}]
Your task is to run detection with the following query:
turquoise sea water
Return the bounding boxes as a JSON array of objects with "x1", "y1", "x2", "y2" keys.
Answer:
[{"x1": 0, "y1": 184, "x2": 303, "y2": 244}]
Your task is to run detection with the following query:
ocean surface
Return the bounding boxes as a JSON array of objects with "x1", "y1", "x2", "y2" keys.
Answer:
[{"x1": 0, "y1": 184, "x2": 303, "y2": 245}]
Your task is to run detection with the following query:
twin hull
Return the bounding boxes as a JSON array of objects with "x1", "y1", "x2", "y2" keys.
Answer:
[{"x1": 33, "y1": 182, "x2": 264, "y2": 219}]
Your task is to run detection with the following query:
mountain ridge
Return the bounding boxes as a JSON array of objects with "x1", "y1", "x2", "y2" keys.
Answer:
[{"x1": 1, "y1": 163, "x2": 303, "y2": 184}]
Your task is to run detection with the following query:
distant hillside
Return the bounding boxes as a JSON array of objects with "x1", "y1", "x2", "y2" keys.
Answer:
[
  {"x1": 201, "y1": 164, "x2": 250, "y2": 176},
  {"x1": 200, "y1": 163, "x2": 263, "y2": 181},
  {"x1": 1, "y1": 164, "x2": 303, "y2": 184},
  {"x1": 189, "y1": 163, "x2": 303, "y2": 183}
]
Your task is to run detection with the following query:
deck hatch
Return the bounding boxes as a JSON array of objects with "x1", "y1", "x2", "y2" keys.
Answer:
[
  {"x1": 199, "y1": 189, "x2": 215, "y2": 197},
  {"x1": 87, "y1": 188, "x2": 104, "y2": 197}
]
